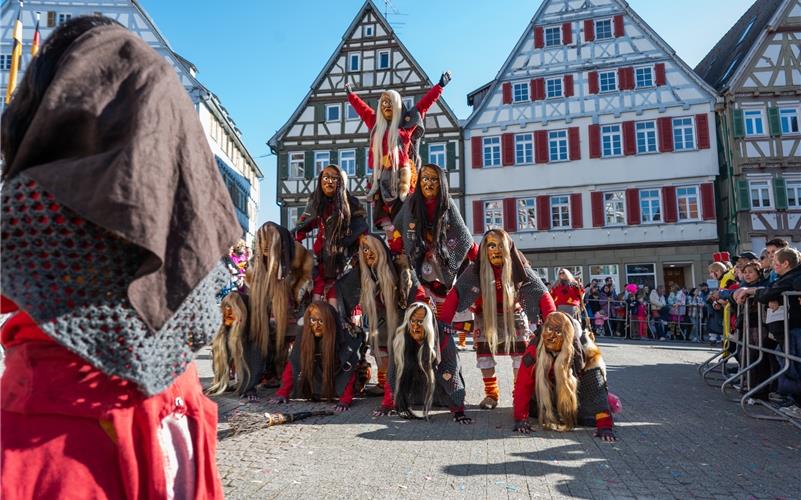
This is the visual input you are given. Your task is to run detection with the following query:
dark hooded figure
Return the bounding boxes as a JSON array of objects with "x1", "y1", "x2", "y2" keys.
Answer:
[{"x1": 0, "y1": 17, "x2": 236, "y2": 498}]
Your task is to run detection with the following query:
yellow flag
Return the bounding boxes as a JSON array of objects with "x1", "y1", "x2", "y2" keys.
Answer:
[{"x1": 5, "y1": 7, "x2": 23, "y2": 104}]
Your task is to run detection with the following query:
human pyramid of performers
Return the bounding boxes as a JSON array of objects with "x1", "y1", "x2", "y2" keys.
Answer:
[{"x1": 211, "y1": 72, "x2": 618, "y2": 441}]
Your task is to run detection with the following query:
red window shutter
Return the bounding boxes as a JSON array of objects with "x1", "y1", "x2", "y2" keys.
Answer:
[
  {"x1": 471, "y1": 136, "x2": 483, "y2": 168},
  {"x1": 535, "y1": 130, "x2": 549, "y2": 163},
  {"x1": 584, "y1": 19, "x2": 595, "y2": 42},
  {"x1": 534, "y1": 26, "x2": 544, "y2": 48},
  {"x1": 502, "y1": 133, "x2": 515, "y2": 166},
  {"x1": 700, "y1": 183, "x2": 716, "y2": 220},
  {"x1": 588, "y1": 71, "x2": 599, "y2": 94},
  {"x1": 570, "y1": 193, "x2": 583, "y2": 228},
  {"x1": 568, "y1": 127, "x2": 581, "y2": 160},
  {"x1": 589, "y1": 124, "x2": 601, "y2": 158},
  {"x1": 562, "y1": 22, "x2": 573, "y2": 45},
  {"x1": 626, "y1": 67, "x2": 635, "y2": 90},
  {"x1": 663, "y1": 186, "x2": 677, "y2": 223},
  {"x1": 472, "y1": 200, "x2": 484, "y2": 234},
  {"x1": 613, "y1": 15, "x2": 625, "y2": 37},
  {"x1": 503, "y1": 198, "x2": 518, "y2": 232},
  {"x1": 657, "y1": 117, "x2": 674, "y2": 152},
  {"x1": 618, "y1": 67, "x2": 634, "y2": 90},
  {"x1": 530, "y1": 78, "x2": 545, "y2": 101},
  {"x1": 622, "y1": 121, "x2": 636, "y2": 156},
  {"x1": 695, "y1": 114, "x2": 711, "y2": 149},
  {"x1": 591, "y1": 191, "x2": 604, "y2": 227},
  {"x1": 563, "y1": 74, "x2": 574, "y2": 97},
  {"x1": 502, "y1": 82, "x2": 512, "y2": 104},
  {"x1": 537, "y1": 196, "x2": 551, "y2": 230},
  {"x1": 626, "y1": 188, "x2": 640, "y2": 225},
  {"x1": 655, "y1": 63, "x2": 666, "y2": 86}
]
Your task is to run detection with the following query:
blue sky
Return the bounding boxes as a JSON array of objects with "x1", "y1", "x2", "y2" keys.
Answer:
[{"x1": 138, "y1": 0, "x2": 755, "y2": 225}]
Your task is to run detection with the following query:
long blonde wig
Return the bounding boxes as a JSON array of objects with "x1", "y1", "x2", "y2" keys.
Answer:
[
  {"x1": 358, "y1": 234, "x2": 399, "y2": 356},
  {"x1": 479, "y1": 229, "x2": 516, "y2": 354},
  {"x1": 249, "y1": 223, "x2": 289, "y2": 358},
  {"x1": 207, "y1": 292, "x2": 249, "y2": 395},
  {"x1": 535, "y1": 312, "x2": 579, "y2": 431},
  {"x1": 367, "y1": 90, "x2": 402, "y2": 197},
  {"x1": 392, "y1": 302, "x2": 438, "y2": 420}
]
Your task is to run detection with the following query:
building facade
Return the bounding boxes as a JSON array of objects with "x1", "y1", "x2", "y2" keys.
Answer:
[
  {"x1": 268, "y1": 0, "x2": 462, "y2": 232},
  {"x1": 462, "y1": 0, "x2": 721, "y2": 290},
  {"x1": 695, "y1": 0, "x2": 801, "y2": 254},
  {"x1": 0, "y1": 0, "x2": 262, "y2": 242}
]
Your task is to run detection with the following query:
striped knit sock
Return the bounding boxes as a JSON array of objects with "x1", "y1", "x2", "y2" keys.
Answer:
[
  {"x1": 483, "y1": 376, "x2": 500, "y2": 401},
  {"x1": 458, "y1": 331, "x2": 467, "y2": 347},
  {"x1": 376, "y1": 368, "x2": 387, "y2": 389}
]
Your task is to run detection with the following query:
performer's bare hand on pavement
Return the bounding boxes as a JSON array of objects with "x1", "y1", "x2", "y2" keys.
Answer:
[
  {"x1": 334, "y1": 403, "x2": 349, "y2": 413},
  {"x1": 268, "y1": 396, "x2": 287, "y2": 404},
  {"x1": 372, "y1": 406, "x2": 395, "y2": 417},
  {"x1": 595, "y1": 428, "x2": 617, "y2": 442},
  {"x1": 453, "y1": 411, "x2": 472, "y2": 424}
]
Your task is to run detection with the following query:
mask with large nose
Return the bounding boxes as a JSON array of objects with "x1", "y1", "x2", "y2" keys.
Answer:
[
  {"x1": 408, "y1": 307, "x2": 427, "y2": 343},
  {"x1": 485, "y1": 233, "x2": 504, "y2": 268}
]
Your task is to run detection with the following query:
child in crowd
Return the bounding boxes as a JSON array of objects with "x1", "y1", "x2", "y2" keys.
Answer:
[{"x1": 687, "y1": 288, "x2": 704, "y2": 342}]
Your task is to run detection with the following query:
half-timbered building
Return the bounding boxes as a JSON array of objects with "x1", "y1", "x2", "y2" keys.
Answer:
[
  {"x1": 463, "y1": 0, "x2": 720, "y2": 289},
  {"x1": 695, "y1": 0, "x2": 801, "y2": 253},
  {"x1": 268, "y1": 0, "x2": 462, "y2": 232},
  {"x1": 0, "y1": 0, "x2": 263, "y2": 242}
]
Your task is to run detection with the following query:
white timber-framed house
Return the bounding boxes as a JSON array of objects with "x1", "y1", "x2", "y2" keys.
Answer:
[
  {"x1": 267, "y1": 0, "x2": 462, "y2": 234},
  {"x1": 462, "y1": 0, "x2": 721, "y2": 290},
  {"x1": 695, "y1": 0, "x2": 801, "y2": 253},
  {"x1": 0, "y1": 0, "x2": 263, "y2": 243}
]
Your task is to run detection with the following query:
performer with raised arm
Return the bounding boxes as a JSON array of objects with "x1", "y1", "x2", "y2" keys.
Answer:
[
  {"x1": 438, "y1": 229, "x2": 555, "y2": 409},
  {"x1": 292, "y1": 165, "x2": 368, "y2": 303},
  {"x1": 345, "y1": 71, "x2": 451, "y2": 234},
  {"x1": 513, "y1": 312, "x2": 617, "y2": 442},
  {"x1": 269, "y1": 302, "x2": 363, "y2": 412}
]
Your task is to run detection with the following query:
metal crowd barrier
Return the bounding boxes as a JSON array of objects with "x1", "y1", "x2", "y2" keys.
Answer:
[{"x1": 698, "y1": 291, "x2": 801, "y2": 430}]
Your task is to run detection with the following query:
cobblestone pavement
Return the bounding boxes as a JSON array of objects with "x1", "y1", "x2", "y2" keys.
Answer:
[{"x1": 197, "y1": 339, "x2": 801, "y2": 499}]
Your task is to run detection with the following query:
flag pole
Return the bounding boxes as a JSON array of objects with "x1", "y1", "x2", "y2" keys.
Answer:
[{"x1": 5, "y1": 0, "x2": 24, "y2": 104}]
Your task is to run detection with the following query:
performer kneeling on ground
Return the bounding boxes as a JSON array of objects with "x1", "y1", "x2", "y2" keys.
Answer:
[
  {"x1": 513, "y1": 312, "x2": 617, "y2": 442},
  {"x1": 270, "y1": 302, "x2": 363, "y2": 412},
  {"x1": 377, "y1": 303, "x2": 471, "y2": 424},
  {"x1": 439, "y1": 229, "x2": 555, "y2": 409}
]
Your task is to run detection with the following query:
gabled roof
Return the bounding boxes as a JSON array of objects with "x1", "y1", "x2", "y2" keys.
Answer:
[
  {"x1": 694, "y1": 0, "x2": 784, "y2": 92},
  {"x1": 267, "y1": 0, "x2": 460, "y2": 151},
  {"x1": 463, "y1": 0, "x2": 719, "y2": 130}
]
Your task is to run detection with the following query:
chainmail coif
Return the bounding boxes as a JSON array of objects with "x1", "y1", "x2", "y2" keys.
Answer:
[{"x1": 1, "y1": 175, "x2": 228, "y2": 396}]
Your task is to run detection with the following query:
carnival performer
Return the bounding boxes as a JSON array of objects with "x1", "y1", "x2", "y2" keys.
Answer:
[
  {"x1": 439, "y1": 229, "x2": 555, "y2": 409},
  {"x1": 207, "y1": 291, "x2": 266, "y2": 400},
  {"x1": 336, "y1": 234, "x2": 428, "y2": 397},
  {"x1": 269, "y1": 302, "x2": 363, "y2": 412},
  {"x1": 345, "y1": 71, "x2": 451, "y2": 233},
  {"x1": 513, "y1": 312, "x2": 617, "y2": 442},
  {"x1": 376, "y1": 303, "x2": 472, "y2": 423},
  {"x1": 225, "y1": 239, "x2": 251, "y2": 293},
  {"x1": 293, "y1": 164, "x2": 368, "y2": 302},
  {"x1": 1, "y1": 17, "x2": 234, "y2": 497},
  {"x1": 550, "y1": 268, "x2": 584, "y2": 320},
  {"x1": 250, "y1": 222, "x2": 313, "y2": 380}
]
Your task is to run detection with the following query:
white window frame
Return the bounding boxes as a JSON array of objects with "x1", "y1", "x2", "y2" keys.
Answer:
[
  {"x1": 57, "y1": 13, "x2": 72, "y2": 25},
  {"x1": 550, "y1": 195, "x2": 571, "y2": 229},
  {"x1": 287, "y1": 206, "x2": 303, "y2": 228},
  {"x1": 589, "y1": 265, "x2": 621, "y2": 293},
  {"x1": 288, "y1": 151, "x2": 305, "y2": 180},
  {"x1": 346, "y1": 103, "x2": 359, "y2": 121},
  {"x1": 635, "y1": 66, "x2": 654, "y2": 88},
  {"x1": 639, "y1": 189, "x2": 662, "y2": 224},
  {"x1": 532, "y1": 267, "x2": 549, "y2": 282},
  {"x1": 363, "y1": 25, "x2": 375, "y2": 37},
  {"x1": 544, "y1": 26, "x2": 562, "y2": 47},
  {"x1": 377, "y1": 50, "x2": 391, "y2": 70},
  {"x1": 545, "y1": 78, "x2": 563, "y2": 99},
  {"x1": 339, "y1": 150, "x2": 356, "y2": 176},
  {"x1": 402, "y1": 97, "x2": 414, "y2": 110},
  {"x1": 599, "y1": 71, "x2": 617, "y2": 93},
  {"x1": 636, "y1": 120, "x2": 657, "y2": 154},
  {"x1": 512, "y1": 82, "x2": 529, "y2": 102},
  {"x1": 672, "y1": 117, "x2": 696, "y2": 151},
  {"x1": 514, "y1": 133, "x2": 533, "y2": 165},
  {"x1": 676, "y1": 186, "x2": 700, "y2": 222},
  {"x1": 787, "y1": 179, "x2": 801, "y2": 209},
  {"x1": 749, "y1": 180, "x2": 772, "y2": 210},
  {"x1": 603, "y1": 191, "x2": 626, "y2": 226},
  {"x1": 625, "y1": 263, "x2": 657, "y2": 290},
  {"x1": 548, "y1": 130, "x2": 568, "y2": 162},
  {"x1": 601, "y1": 124, "x2": 623, "y2": 157},
  {"x1": 348, "y1": 53, "x2": 361, "y2": 72},
  {"x1": 314, "y1": 151, "x2": 330, "y2": 176},
  {"x1": 0, "y1": 54, "x2": 11, "y2": 71},
  {"x1": 482, "y1": 136, "x2": 501, "y2": 168},
  {"x1": 483, "y1": 200, "x2": 504, "y2": 231},
  {"x1": 780, "y1": 107, "x2": 800, "y2": 135},
  {"x1": 517, "y1": 197, "x2": 537, "y2": 231},
  {"x1": 744, "y1": 109, "x2": 765, "y2": 137},
  {"x1": 325, "y1": 104, "x2": 341, "y2": 122},
  {"x1": 428, "y1": 143, "x2": 446, "y2": 167},
  {"x1": 595, "y1": 18, "x2": 613, "y2": 40}
]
